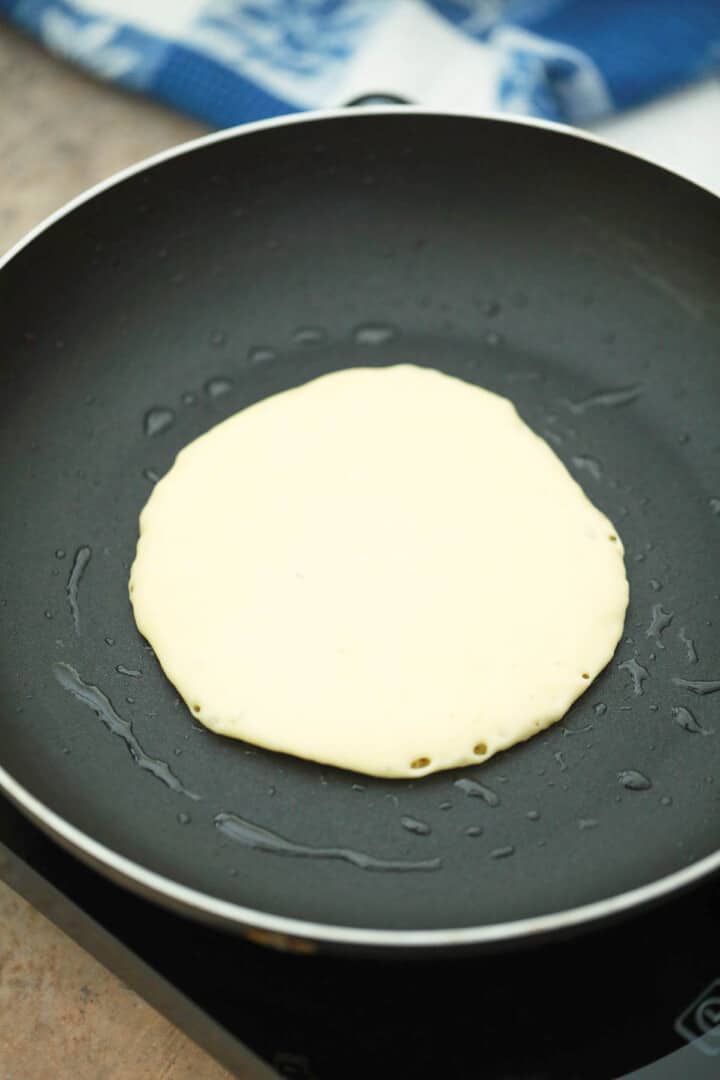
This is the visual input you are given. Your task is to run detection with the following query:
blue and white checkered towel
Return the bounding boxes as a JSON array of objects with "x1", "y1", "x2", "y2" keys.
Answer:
[{"x1": 2, "y1": 1, "x2": 719, "y2": 127}]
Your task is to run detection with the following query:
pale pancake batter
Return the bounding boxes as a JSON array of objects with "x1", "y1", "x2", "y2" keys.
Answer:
[{"x1": 130, "y1": 365, "x2": 628, "y2": 778}]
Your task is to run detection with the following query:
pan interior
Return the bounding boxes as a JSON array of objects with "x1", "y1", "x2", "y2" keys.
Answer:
[{"x1": 0, "y1": 113, "x2": 718, "y2": 935}]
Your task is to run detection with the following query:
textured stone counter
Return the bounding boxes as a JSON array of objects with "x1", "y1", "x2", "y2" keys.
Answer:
[{"x1": 0, "y1": 21, "x2": 204, "y2": 252}]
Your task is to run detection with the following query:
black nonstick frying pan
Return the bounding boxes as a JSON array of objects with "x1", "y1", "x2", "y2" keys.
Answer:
[{"x1": 0, "y1": 109, "x2": 718, "y2": 953}]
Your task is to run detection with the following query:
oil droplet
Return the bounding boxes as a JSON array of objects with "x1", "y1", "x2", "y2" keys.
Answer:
[
  {"x1": 571, "y1": 455, "x2": 602, "y2": 481},
  {"x1": 214, "y1": 812, "x2": 441, "y2": 872},
  {"x1": 247, "y1": 346, "x2": 276, "y2": 366},
  {"x1": 710, "y1": 498, "x2": 720, "y2": 515},
  {"x1": 66, "y1": 546, "x2": 91, "y2": 635},
  {"x1": 177, "y1": 812, "x2": 191, "y2": 825},
  {"x1": 125, "y1": 696, "x2": 135, "y2": 705},
  {"x1": 618, "y1": 769, "x2": 652, "y2": 791},
  {"x1": 454, "y1": 778, "x2": 500, "y2": 806},
  {"x1": 594, "y1": 703, "x2": 607, "y2": 716},
  {"x1": 679, "y1": 628, "x2": 698, "y2": 664},
  {"x1": 104, "y1": 637, "x2": 115, "y2": 647},
  {"x1": 439, "y1": 801, "x2": 452, "y2": 811},
  {"x1": 44, "y1": 610, "x2": 53, "y2": 620},
  {"x1": 553, "y1": 751, "x2": 568, "y2": 772},
  {"x1": 174, "y1": 747, "x2": 183, "y2": 756},
  {"x1": 649, "y1": 703, "x2": 659, "y2": 712},
  {"x1": 672, "y1": 706, "x2": 713, "y2": 735},
  {"x1": 578, "y1": 818, "x2": 598, "y2": 830},
  {"x1": 143, "y1": 467, "x2": 160, "y2": 483},
  {"x1": 400, "y1": 816, "x2": 431, "y2": 836},
  {"x1": 645, "y1": 604, "x2": 673, "y2": 648},
  {"x1": 465, "y1": 826, "x2": 483, "y2": 837},
  {"x1": 143, "y1": 407, "x2": 175, "y2": 437},
  {"x1": 490, "y1": 845, "x2": 514, "y2": 859},
  {"x1": 526, "y1": 810, "x2": 540, "y2": 821},
  {"x1": 351, "y1": 783, "x2": 366, "y2": 792},
  {"x1": 660, "y1": 795, "x2": 673, "y2": 807},
  {"x1": 55, "y1": 549, "x2": 66, "y2": 559},
  {"x1": 53, "y1": 663, "x2": 201, "y2": 800},
  {"x1": 181, "y1": 392, "x2": 197, "y2": 406},
  {"x1": 293, "y1": 326, "x2": 327, "y2": 347},
  {"x1": 205, "y1": 376, "x2": 233, "y2": 399},
  {"x1": 619, "y1": 658, "x2": 649, "y2": 696},
  {"x1": 210, "y1": 330, "x2": 226, "y2": 347},
  {"x1": 672, "y1": 677, "x2": 720, "y2": 695},
  {"x1": 116, "y1": 665, "x2": 142, "y2": 678},
  {"x1": 353, "y1": 323, "x2": 397, "y2": 347},
  {"x1": 650, "y1": 579, "x2": 662, "y2": 592},
  {"x1": 485, "y1": 331, "x2": 501, "y2": 347},
  {"x1": 566, "y1": 385, "x2": 642, "y2": 415}
]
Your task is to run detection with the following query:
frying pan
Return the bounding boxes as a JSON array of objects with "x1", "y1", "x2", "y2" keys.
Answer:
[{"x1": 0, "y1": 109, "x2": 718, "y2": 954}]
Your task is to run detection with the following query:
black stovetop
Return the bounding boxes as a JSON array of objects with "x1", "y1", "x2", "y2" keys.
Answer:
[{"x1": 1, "y1": 793, "x2": 718, "y2": 1079}]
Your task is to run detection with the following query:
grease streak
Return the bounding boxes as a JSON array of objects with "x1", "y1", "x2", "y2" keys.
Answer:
[{"x1": 214, "y1": 812, "x2": 441, "y2": 872}]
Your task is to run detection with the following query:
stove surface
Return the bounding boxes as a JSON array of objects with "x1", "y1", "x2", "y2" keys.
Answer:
[{"x1": 1, "y1": 793, "x2": 718, "y2": 1079}]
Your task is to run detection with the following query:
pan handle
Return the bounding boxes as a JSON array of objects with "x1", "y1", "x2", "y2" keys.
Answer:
[{"x1": 344, "y1": 94, "x2": 411, "y2": 106}]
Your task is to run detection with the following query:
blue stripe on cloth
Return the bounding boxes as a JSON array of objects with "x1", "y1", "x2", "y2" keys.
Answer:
[
  {"x1": 145, "y1": 41, "x2": 300, "y2": 127},
  {"x1": 425, "y1": 1, "x2": 566, "y2": 38},
  {"x1": 1, "y1": 0, "x2": 300, "y2": 125},
  {"x1": 428, "y1": 0, "x2": 720, "y2": 118},
  {"x1": 509, "y1": 0, "x2": 720, "y2": 110}
]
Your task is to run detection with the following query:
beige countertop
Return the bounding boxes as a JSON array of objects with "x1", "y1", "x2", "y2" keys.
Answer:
[{"x1": 0, "y1": 22, "x2": 236, "y2": 1080}]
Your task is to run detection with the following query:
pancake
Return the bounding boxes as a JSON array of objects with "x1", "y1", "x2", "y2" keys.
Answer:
[{"x1": 129, "y1": 364, "x2": 628, "y2": 777}]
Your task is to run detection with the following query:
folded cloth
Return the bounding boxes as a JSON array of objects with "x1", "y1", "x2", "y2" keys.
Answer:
[{"x1": 1, "y1": 0, "x2": 719, "y2": 127}]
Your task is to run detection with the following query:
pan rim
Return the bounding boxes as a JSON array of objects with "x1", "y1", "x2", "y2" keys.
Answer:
[
  {"x1": 1, "y1": 106, "x2": 718, "y2": 948},
  {"x1": 0, "y1": 104, "x2": 716, "y2": 284},
  {"x1": 2, "y1": 755, "x2": 719, "y2": 948}
]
